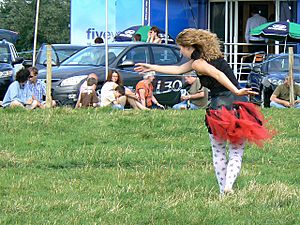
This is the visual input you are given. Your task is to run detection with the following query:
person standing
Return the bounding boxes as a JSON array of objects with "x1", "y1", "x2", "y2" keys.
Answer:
[
  {"x1": 245, "y1": 7, "x2": 267, "y2": 53},
  {"x1": 135, "y1": 28, "x2": 274, "y2": 194}
]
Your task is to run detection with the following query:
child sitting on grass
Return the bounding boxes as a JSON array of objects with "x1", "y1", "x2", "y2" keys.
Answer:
[
  {"x1": 100, "y1": 85, "x2": 126, "y2": 110},
  {"x1": 78, "y1": 77, "x2": 99, "y2": 108}
]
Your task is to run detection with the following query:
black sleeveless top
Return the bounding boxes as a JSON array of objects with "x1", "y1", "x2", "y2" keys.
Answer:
[{"x1": 197, "y1": 58, "x2": 240, "y2": 96}]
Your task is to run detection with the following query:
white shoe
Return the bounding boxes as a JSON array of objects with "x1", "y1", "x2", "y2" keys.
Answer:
[{"x1": 224, "y1": 187, "x2": 234, "y2": 194}]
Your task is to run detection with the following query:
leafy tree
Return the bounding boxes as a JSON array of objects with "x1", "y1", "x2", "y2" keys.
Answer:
[{"x1": 0, "y1": 0, "x2": 70, "y2": 56}]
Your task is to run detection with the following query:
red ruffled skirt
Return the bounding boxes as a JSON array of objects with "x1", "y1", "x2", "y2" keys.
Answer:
[{"x1": 206, "y1": 101, "x2": 274, "y2": 147}]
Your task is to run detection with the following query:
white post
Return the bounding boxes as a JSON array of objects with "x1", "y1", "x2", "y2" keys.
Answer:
[
  {"x1": 32, "y1": 0, "x2": 40, "y2": 67},
  {"x1": 165, "y1": 0, "x2": 168, "y2": 44},
  {"x1": 224, "y1": 0, "x2": 228, "y2": 60},
  {"x1": 229, "y1": 1, "x2": 233, "y2": 67},
  {"x1": 142, "y1": 0, "x2": 145, "y2": 26},
  {"x1": 105, "y1": 0, "x2": 108, "y2": 79},
  {"x1": 148, "y1": 0, "x2": 151, "y2": 25},
  {"x1": 275, "y1": 0, "x2": 280, "y2": 54},
  {"x1": 233, "y1": 0, "x2": 238, "y2": 77}
]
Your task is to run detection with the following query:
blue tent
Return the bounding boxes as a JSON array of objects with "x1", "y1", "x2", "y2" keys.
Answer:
[
  {"x1": 114, "y1": 25, "x2": 175, "y2": 44},
  {"x1": 0, "y1": 29, "x2": 19, "y2": 43}
]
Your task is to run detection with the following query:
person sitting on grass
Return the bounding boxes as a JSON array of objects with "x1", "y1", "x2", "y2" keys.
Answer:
[
  {"x1": 135, "y1": 71, "x2": 164, "y2": 109},
  {"x1": 173, "y1": 75, "x2": 208, "y2": 110},
  {"x1": 2, "y1": 68, "x2": 38, "y2": 110},
  {"x1": 25, "y1": 66, "x2": 56, "y2": 109},
  {"x1": 100, "y1": 85, "x2": 126, "y2": 110},
  {"x1": 270, "y1": 75, "x2": 300, "y2": 108},
  {"x1": 78, "y1": 77, "x2": 99, "y2": 108},
  {"x1": 101, "y1": 70, "x2": 148, "y2": 110},
  {"x1": 75, "y1": 73, "x2": 99, "y2": 108}
]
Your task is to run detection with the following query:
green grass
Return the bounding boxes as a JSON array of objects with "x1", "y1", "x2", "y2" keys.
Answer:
[{"x1": 0, "y1": 107, "x2": 299, "y2": 224}]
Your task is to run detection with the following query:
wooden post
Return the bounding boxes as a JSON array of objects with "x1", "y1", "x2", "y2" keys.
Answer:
[
  {"x1": 288, "y1": 47, "x2": 294, "y2": 106},
  {"x1": 46, "y1": 45, "x2": 52, "y2": 108}
]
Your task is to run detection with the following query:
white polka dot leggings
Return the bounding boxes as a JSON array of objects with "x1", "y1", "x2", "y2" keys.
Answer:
[{"x1": 209, "y1": 134, "x2": 245, "y2": 194}]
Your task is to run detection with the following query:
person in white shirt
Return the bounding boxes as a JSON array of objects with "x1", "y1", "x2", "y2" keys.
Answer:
[
  {"x1": 245, "y1": 7, "x2": 267, "y2": 53},
  {"x1": 100, "y1": 84, "x2": 125, "y2": 109}
]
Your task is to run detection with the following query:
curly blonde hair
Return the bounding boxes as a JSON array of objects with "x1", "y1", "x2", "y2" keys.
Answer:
[{"x1": 176, "y1": 28, "x2": 223, "y2": 61}]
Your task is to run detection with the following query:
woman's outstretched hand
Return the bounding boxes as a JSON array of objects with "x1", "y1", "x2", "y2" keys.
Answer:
[
  {"x1": 235, "y1": 88, "x2": 259, "y2": 96},
  {"x1": 134, "y1": 63, "x2": 153, "y2": 73}
]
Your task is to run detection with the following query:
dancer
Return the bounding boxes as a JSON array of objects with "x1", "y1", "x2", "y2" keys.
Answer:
[{"x1": 135, "y1": 28, "x2": 273, "y2": 194}]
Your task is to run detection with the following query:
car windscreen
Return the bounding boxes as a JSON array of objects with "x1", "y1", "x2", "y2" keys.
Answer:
[
  {"x1": 56, "y1": 48, "x2": 84, "y2": 62},
  {"x1": 36, "y1": 46, "x2": 58, "y2": 65},
  {"x1": 0, "y1": 45, "x2": 11, "y2": 63},
  {"x1": 61, "y1": 46, "x2": 126, "y2": 66},
  {"x1": 268, "y1": 56, "x2": 300, "y2": 73},
  {"x1": 36, "y1": 46, "x2": 84, "y2": 65}
]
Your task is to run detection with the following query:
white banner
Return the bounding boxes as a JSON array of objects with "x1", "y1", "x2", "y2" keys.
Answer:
[{"x1": 71, "y1": 0, "x2": 143, "y2": 45}]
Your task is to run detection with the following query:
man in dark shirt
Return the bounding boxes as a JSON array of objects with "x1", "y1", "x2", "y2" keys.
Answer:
[
  {"x1": 173, "y1": 75, "x2": 208, "y2": 110},
  {"x1": 270, "y1": 76, "x2": 300, "y2": 108}
]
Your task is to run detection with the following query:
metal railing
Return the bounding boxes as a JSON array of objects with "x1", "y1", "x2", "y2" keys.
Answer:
[{"x1": 222, "y1": 42, "x2": 298, "y2": 86}]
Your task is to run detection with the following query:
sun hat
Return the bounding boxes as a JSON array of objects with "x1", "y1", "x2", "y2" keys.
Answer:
[{"x1": 143, "y1": 71, "x2": 156, "y2": 79}]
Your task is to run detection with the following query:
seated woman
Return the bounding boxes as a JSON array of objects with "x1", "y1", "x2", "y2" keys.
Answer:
[
  {"x1": 135, "y1": 71, "x2": 164, "y2": 109},
  {"x1": 146, "y1": 26, "x2": 162, "y2": 44},
  {"x1": 101, "y1": 70, "x2": 148, "y2": 110},
  {"x1": 2, "y1": 68, "x2": 38, "y2": 110}
]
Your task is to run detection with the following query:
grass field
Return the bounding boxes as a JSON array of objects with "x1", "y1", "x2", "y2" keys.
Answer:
[{"x1": 0, "y1": 107, "x2": 299, "y2": 224}]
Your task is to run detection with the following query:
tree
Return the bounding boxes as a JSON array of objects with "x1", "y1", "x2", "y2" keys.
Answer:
[{"x1": 0, "y1": 0, "x2": 70, "y2": 56}]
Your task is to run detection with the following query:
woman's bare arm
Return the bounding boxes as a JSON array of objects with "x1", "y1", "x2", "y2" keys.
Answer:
[
  {"x1": 135, "y1": 60, "x2": 193, "y2": 75},
  {"x1": 192, "y1": 59, "x2": 258, "y2": 96}
]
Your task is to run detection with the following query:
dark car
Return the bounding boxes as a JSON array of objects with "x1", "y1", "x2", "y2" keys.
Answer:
[
  {"x1": 0, "y1": 40, "x2": 24, "y2": 99},
  {"x1": 247, "y1": 54, "x2": 300, "y2": 107},
  {"x1": 23, "y1": 44, "x2": 86, "y2": 70},
  {"x1": 38, "y1": 42, "x2": 188, "y2": 106}
]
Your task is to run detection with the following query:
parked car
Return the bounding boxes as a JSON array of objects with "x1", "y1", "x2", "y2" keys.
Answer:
[
  {"x1": 38, "y1": 42, "x2": 188, "y2": 106},
  {"x1": 0, "y1": 39, "x2": 24, "y2": 99},
  {"x1": 247, "y1": 53, "x2": 300, "y2": 107},
  {"x1": 23, "y1": 43, "x2": 86, "y2": 70}
]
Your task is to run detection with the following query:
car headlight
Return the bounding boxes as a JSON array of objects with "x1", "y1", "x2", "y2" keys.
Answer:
[
  {"x1": 267, "y1": 78, "x2": 283, "y2": 86},
  {"x1": 60, "y1": 75, "x2": 88, "y2": 86},
  {"x1": 0, "y1": 69, "x2": 13, "y2": 78}
]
